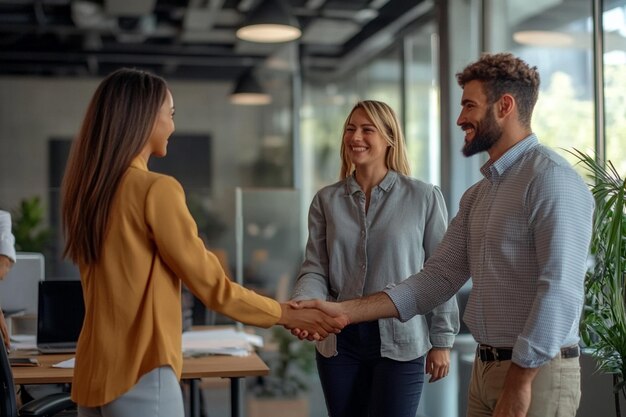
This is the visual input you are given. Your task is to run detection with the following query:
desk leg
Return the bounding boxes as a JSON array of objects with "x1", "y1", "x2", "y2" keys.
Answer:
[
  {"x1": 189, "y1": 379, "x2": 201, "y2": 417},
  {"x1": 230, "y1": 377, "x2": 244, "y2": 417}
]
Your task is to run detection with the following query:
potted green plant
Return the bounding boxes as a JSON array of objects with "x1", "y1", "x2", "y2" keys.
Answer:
[
  {"x1": 247, "y1": 326, "x2": 316, "y2": 417},
  {"x1": 11, "y1": 196, "x2": 52, "y2": 253},
  {"x1": 570, "y1": 149, "x2": 626, "y2": 417}
]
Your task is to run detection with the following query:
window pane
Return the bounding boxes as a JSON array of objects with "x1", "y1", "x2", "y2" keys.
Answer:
[
  {"x1": 488, "y1": 0, "x2": 595, "y2": 166},
  {"x1": 603, "y1": 2, "x2": 626, "y2": 173},
  {"x1": 406, "y1": 25, "x2": 440, "y2": 184}
]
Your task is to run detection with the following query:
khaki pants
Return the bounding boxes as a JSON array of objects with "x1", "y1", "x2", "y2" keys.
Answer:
[{"x1": 467, "y1": 351, "x2": 581, "y2": 417}]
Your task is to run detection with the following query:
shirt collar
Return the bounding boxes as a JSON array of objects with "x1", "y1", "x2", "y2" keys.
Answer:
[
  {"x1": 345, "y1": 170, "x2": 398, "y2": 194},
  {"x1": 480, "y1": 134, "x2": 538, "y2": 180},
  {"x1": 130, "y1": 156, "x2": 149, "y2": 171}
]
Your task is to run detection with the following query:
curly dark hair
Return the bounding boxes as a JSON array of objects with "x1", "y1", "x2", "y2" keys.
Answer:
[{"x1": 456, "y1": 52, "x2": 540, "y2": 128}]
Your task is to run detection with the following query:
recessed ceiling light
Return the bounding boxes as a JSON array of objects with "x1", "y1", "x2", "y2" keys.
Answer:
[{"x1": 513, "y1": 30, "x2": 575, "y2": 47}]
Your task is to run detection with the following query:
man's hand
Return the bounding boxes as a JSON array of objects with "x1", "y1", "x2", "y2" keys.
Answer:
[
  {"x1": 0, "y1": 255, "x2": 13, "y2": 280},
  {"x1": 277, "y1": 302, "x2": 348, "y2": 341},
  {"x1": 296, "y1": 299, "x2": 348, "y2": 319},
  {"x1": 290, "y1": 294, "x2": 399, "y2": 340},
  {"x1": 295, "y1": 292, "x2": 399, "y2": 324},
  {"x1": 493, "y1": 363, "x2": 539, "y2": 417},
  {"x1": 425, "y1": 347, "x2": 450, "y2": 382}
]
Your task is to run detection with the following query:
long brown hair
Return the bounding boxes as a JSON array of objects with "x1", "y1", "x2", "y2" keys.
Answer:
[
  {"x1": 62, "y1": 68, "x2": 168, "y2": 265},
  {"x1": 339, "y1": 100, "x2": 410, "y2": 179}
]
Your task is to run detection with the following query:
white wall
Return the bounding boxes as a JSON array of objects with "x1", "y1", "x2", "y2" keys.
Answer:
[{"x1": 0, "y1": 75, "x2": 266, "y2": 219}]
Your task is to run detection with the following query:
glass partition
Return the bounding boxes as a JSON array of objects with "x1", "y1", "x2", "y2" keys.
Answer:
[
  {"x1": 486, "y1": 0, "x2": 595, "y2": 166},
  {"x1": 236, "y1": 188, "x2": 302, "y2": 301},
  {"x1": 603, "y1": 2, "x2": 626, "y2": 173},
  {"x1": 405, "y1": 23, "x2": 440, "y2": 185}
]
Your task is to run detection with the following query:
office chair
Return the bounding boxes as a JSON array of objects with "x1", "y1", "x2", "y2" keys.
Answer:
[{"x1": 0, "y1": 345, "x2": 76, "y2": 417}]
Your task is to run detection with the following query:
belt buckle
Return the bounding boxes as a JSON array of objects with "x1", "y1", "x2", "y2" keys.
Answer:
[
  {"x1": 489, "y1": 345, "x2": 499, "y2": 361},
  {"x1": 479, "y1": 344, "x2": 499, "y2": 362},
  {"x1": 561, "y1": 345, "x2": 579, "y2": 359}
]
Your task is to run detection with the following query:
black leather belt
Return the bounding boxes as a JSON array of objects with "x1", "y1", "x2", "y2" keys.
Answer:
[{"x1": 477, "y1": 344, "x2": 579, "y2": 362}]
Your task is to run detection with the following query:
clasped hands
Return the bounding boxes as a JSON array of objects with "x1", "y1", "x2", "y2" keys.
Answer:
[
  {"x1": 278, "y1": 299, "x2": 348, "y2": 341},
  {"x1": 278, "y1": 299, "x2": 452, "y2": 384}
]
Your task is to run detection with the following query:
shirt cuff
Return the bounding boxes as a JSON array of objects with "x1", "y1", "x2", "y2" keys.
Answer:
[
  {"x1": 512, "y1": 336, "x2": 554, "y2": 368},
  {"x1": 0, "y1": 237, "x2": 16, "y2": 262},
  {"x1": 383, "y1": 282, "x2": 416, "y2": 323},
  {"x1": 430, "y1": 334, "x2": 455, "y2": 348}
]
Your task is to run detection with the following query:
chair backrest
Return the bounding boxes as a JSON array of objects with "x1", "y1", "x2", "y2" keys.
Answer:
[{"x1": 0, "y1": 344, "x2": 18, "y2": 417}]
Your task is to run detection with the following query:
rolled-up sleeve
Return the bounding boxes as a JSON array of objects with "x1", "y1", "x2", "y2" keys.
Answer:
[
  {"x1": 512, "y1": 166, "x2": 594, "y2": 367},
  {"x1": 385, "y1": 189, "x2": 474, "y2": 322},
  {"x1": 0, "y1": 211, "x2": 16, "y2": 262},
  {"x1": 423, "y1": 186, "x2": 460, "y2": 348}
]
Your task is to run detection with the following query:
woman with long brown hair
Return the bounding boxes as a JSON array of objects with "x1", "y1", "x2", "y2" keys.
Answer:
[{"x1": 62, "y1": 68, "x2": 345, "y2": 417}]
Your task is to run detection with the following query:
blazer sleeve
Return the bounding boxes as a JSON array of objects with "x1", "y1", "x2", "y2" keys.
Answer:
[{"x1": 144, "y1": 176, "x2": 282, "y2": 328}]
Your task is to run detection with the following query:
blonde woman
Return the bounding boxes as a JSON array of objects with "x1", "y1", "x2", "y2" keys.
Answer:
[{"x1": 292, "y1": 100, "x2": 459, "y2": 417}]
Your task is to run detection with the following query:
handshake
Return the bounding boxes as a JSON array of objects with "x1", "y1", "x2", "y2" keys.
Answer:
[{"x1": 277, "y1": 299, "x2": 349, "y2": 341}]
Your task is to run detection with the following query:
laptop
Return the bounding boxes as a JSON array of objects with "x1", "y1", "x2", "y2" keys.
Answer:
[
  {"x1": 0, "y1": 252, "x2": 45, "y2": 316},
  {"x1": 36, "y1": 280, "x2": 85, "y2": 354}
]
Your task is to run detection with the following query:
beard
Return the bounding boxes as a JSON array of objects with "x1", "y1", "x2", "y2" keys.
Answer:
[{"x1": 462, "y1": 106, "x2": 502, "y2": 157}]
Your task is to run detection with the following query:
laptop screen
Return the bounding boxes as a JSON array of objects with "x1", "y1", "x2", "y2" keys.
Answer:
[
  {"x1": 0, "y1": 252, "x2": 45, "y2": 315},
  {"x1": 36, "y1": 280, "x2": 85, "y2": 346}
]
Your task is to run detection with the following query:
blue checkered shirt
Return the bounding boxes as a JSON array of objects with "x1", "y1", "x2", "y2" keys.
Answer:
[{"x1": 385, "y1": 135, "x2": 594, "y2": 367}]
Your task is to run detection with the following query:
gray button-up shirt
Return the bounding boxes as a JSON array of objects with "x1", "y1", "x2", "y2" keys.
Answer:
[
  {"x1": 386, "y1": 135, "x2": 594, "y2": 367},
  {"x1": 293, "y1": 170, "x2": 459, "y2": 361}
]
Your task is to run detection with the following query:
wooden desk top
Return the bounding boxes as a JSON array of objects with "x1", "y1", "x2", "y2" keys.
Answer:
[{"x1": 11, "y1": 352, "x2": 269, "y2": 385}]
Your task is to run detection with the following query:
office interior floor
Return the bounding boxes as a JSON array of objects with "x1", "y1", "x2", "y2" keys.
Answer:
[
  {"x1": 187, "y1": 368, "x2": 463, "y2": 417},
  {"x1": 189, "y1": 373, "x2": 327, "y2": 417}
]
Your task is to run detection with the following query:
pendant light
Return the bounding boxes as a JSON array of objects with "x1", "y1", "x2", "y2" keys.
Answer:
[
  {"x1": 236, "y1": 0, "x2": 301, "y2": 43},
  {"x1": 230, "y1": 70, "x2": 272, "y2": 105}
]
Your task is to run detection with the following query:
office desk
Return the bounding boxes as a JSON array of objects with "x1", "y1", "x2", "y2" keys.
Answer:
[{"x1": 11, "y1": 352, "x2": 269, "y2": 417}]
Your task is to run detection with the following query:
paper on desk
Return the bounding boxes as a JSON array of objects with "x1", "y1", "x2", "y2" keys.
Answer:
[
  {"x1": 53, "y1": 357, "x2": 75, "y2": 368},
  {"x1": 182, "y1": 328, "x2": 263, "y2": 357},
  {"x1": 10, "y1": 334, "x2": 37, "y2": 350}
]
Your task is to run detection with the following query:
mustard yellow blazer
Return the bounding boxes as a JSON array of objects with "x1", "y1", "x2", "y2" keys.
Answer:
[{"x1": 71, "y1": 157, "x2": 281, "y2": 407}]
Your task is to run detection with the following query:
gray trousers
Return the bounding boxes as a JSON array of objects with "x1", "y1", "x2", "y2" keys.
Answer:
[{"x1": 78, "y1": 366, "x2": 184, "y2": 417}]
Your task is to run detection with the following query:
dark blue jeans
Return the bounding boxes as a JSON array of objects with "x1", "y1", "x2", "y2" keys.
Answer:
[{"x1": 316, "y1": 321, "x2": 425, "y2": 417}]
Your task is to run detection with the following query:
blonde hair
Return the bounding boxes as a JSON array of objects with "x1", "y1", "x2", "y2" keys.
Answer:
[{"x1": 339, "y1": 100, "x2": 410, "y2": 179}]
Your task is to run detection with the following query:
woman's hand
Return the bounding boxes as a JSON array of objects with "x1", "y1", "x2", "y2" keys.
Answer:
[{"x1": 425, "y1": 347, "x2": 450, "y2": 382}]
